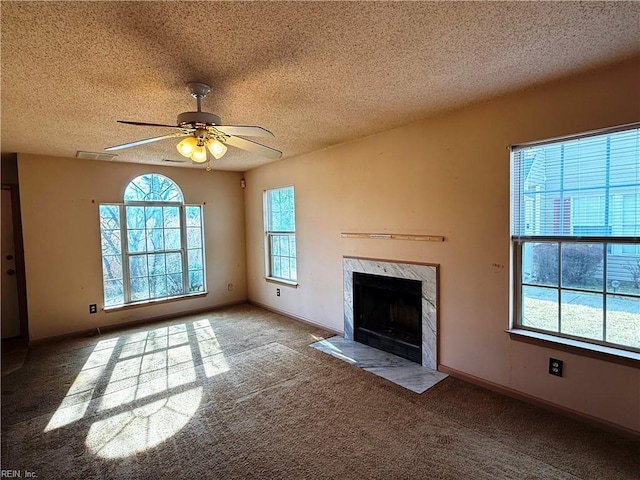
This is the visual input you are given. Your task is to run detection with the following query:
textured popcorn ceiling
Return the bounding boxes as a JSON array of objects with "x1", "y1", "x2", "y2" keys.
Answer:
[{"x1": 2, "y1": 1, "x2": 639, "y2": 172}]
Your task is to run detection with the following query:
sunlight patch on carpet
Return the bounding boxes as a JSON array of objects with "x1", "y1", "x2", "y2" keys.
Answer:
[
  {"x1": 85, "y1": 386, "x2": 202, "y2": 459},
  {"x1": 44, "y1": 338, "x2": 118, "y2": 432}
]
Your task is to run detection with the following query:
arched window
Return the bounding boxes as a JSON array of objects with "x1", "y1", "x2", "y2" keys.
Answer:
[{"x1": 99, "y1": 174, "x2": 205, "y2": 307}]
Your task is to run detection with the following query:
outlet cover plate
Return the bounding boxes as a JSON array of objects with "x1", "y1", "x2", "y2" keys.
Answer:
[{"x1": 549, "y1": 358, "x2": 563, "y2": 377}]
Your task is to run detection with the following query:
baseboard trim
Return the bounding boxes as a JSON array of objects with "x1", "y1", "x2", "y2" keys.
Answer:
[
  {"x1": 29, "y1": 301, "x2": 246, "y2": 345},
  {"x1": 438, "y1": 365, "x2": 639, "y2": 440},
  {"x1": 248, "y1": 300, "x2": 342, "y2": 336}
]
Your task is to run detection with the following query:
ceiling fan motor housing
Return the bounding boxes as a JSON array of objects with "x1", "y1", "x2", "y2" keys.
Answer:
[{"x1": 177, "y1": 111, "x2": 221, "y2": 128}]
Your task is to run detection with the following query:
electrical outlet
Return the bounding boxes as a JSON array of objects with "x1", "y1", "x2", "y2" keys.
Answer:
[
  {"x1": 227, "y1": 283, "x2": 233, "y2": 291},
  {"x1": 276, "y1": 288, "x2": 281, "y2": 297},
  {"x1": 549, "y1": 358, "x2": 563, "y2": 377},
  {"x1": 89, "y1": 304, "x2": 97, "y2": 314}
]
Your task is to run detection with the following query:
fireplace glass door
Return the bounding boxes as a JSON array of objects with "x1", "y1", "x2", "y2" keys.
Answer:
[{"x1": 353, "y1": 272, "x2": 422, "y2": 363}]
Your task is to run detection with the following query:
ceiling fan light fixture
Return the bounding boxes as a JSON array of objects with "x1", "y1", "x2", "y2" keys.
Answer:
[
  {"x1": 191, "y1": 145, "x2": 208, "y2": 163},
  {"x1": 207, "y1": 138, "x2": 227, "y2": 159},
  {"x1": 176, "y1": 136, "x2": 198, "y2": 157}
]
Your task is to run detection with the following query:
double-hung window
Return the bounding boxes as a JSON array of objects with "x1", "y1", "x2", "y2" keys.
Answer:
[
  {"x1": 264, "y1": 186, "x2": 297, "y2": 283},
  {"x1": 511, "y1": 124, "x2": 640, "y2": 353},
  {"x1": 99, "y1": 173, "x2": 206, "y2": 307}
]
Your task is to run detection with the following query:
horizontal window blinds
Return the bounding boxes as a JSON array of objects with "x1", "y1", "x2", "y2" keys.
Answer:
[{"x1": 511, "y1": 126, "x2": 640, "y2": 238}]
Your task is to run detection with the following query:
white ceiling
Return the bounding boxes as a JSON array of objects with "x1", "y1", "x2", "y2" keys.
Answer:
[{"x1": 2, "y1": 1, "x2": 639, "y2": 172}]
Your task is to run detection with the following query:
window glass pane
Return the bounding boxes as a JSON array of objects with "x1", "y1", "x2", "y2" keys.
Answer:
[
  {"x1": 607, "y1": 248, "x2": 640, "y2": 294},
  {"x1": 126, "y1": 206, "x2": 145, "y2": 229},
  {"x1": 188, "y1": 249, "x2": 203, "y2": 270},
  {"x1": 146, "y1": 229, "x2": 164, "y2": 252},
  {"x1": 561, "y1": 243, "x2": 603, "y2": 291},
  {"x1": 281, "y1": 257, "x2": 290, "y2": 279},
  {"x1": 289, "y1": 236, "x2": 296, "y2": 256},
  {"x1": 153, "y1": 175, "x2": 183, "y2": 202},
  {"x1": 280, "y1": 235, "x2": 289, "y2": 256},
  {"x1": 127, "y1": 229, "x2": 146, "y2": 253},
  {"x1": 101, "y1": 229, "x2": 121, "y2": 256},
  {"x1": 606, "y1": 295, "x2": 640, "y2": 349},
  {"x1": 189, "y1": 271, "x2": 204, "y2": 293},
  {"x1": 560, "y1": 291, "x2": 603, "y2": 341},
  {"x1": 166, "y1": 253, "x2": 182, "y2": 274},
  {"x1": 124, "y1": 174, "x2": 183, "y2": 202},
  {"x1": 99, "y1": 205, "x2": 120, "y2": 229},
  {"x1": 163, "y1": 206, "x2": 180, "y2": 228},
  {"x1": 145, "y1": 206, "x2": 163, "y2": 229},
  {"x1": 272, "y1": 256, "x2": 281, "y2": 278},
  {"x1": 268, "y1": 190, "x2": 281, "y2": 230},
  {"x1": 165, "y1": 228, "x2": 181, "y2": 250},
  {"x1": 187, "y1": 227, "x2": 202, "y2": 248},
  {"x1": 271, "y1": 235, "x2": 280, "y2": 255},
  {"x1": 102, "y1": 255, "x2": 122, "y2": 280},
  {"x1": 281, "y1": 210, "x2": 294, "y2": 231},
  {"x1": 523, "y1": 242, "x2": 558, "y2": 287},
  {"x1": 104, "y1": 279, "x2": 124, "y2": 307},
  {"x1": 130, "y1": 277, "x2": 150, "y2": 301},
  {"x1": 147, "y1": 254, "x2": 166, "y2": 275},
  {"x1": 522, "y1": 286, "x2": 558, "y2": 332},
  {"x1": 149, "y1": 275, "x2": 167, "y2": 298},
  {"x1": 186, "y1": 206, "x2": 202, "y2": 227},
  {"x1": 129, "y1": 255, "x2": 148, "y2": 278},
  {"x1": 167, "y1": 273, "x2": 184, "y2": 295},
  {"x1": 267, "y1": 186, "x2": 295, "y2": 232}
]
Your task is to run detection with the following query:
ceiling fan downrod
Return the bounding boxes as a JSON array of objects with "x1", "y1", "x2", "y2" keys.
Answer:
[
  {"x1": 177, "y1": 82, "x2": 221, "y2": 127},
  {"x1": 187, "y1": 82, "x2": 211, "y2": 113}
]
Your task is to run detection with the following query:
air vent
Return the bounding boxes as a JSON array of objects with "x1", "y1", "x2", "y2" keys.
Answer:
[
  {"x1": 76, "y1": 151, "x2": 118, "y2": 161},
  {"x1": 162, "y1": 158, "x2": 187, "y2": 163}
]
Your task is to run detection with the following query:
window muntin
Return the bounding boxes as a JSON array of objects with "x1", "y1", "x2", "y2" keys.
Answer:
[
  {"x1": 265, "y1": 186, "x2": 297, "y2": 282},
  {"x1": 511, "y1": 125, "x2": 640, "y2": 352},
  {"x1": 100, "y1": 174, "x2": 205, "y2": 307}
]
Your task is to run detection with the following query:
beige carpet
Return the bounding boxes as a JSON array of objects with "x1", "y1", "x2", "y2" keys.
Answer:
[{"x1": 1, "y1": 304, "x2": 638, "y2": 479}]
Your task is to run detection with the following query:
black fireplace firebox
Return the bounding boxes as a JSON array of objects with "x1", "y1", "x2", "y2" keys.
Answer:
[{"x1": 353, "y1": 272, "x2": 422, "y2": 363}]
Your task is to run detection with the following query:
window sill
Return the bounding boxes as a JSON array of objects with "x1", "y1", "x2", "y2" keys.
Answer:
[
  {"x1": 265, "y1": 277, "x2": 298, "y2": 288},
  {"x1": 507, "y1": 328, "x2": 640, "y2": 367},
  {"x1": 103, "y1": 292, "x2": 208, "y2": 312}
]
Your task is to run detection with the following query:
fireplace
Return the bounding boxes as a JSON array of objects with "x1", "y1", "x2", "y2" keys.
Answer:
[
  {"x1": 343, "y1": 257, "x2": 439, "y2": 370},
  {"x1": 353, "y1": 272, "x2": 422, "y2": 363}
]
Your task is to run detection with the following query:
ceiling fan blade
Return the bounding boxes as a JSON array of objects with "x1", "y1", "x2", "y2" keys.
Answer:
[
  {"x1": 105, "y1": 132, "x2": 187, "y2": 151},
  {"x1": 214, "y1": 125, "x2": 274, "y2": 138},
  {"x1": 117, "y1": 120, "x2": 180, "y2": 128},
  {"x1": 224, "y1": 135, "x2": 282, "y2": 160}
]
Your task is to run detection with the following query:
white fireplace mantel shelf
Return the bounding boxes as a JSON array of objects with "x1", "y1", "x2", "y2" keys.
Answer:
[{"x1": 340, "y1": 232, "x2": 445, "y2": 242}]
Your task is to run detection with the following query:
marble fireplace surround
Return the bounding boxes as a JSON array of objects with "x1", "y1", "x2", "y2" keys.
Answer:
[{"x1": 343, "y1": 256, "x2": 439, "y2": 370}]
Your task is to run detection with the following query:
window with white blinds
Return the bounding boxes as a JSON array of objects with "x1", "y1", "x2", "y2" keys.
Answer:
[
  {"x1": 510, "y1": 124, "x2": 640, "y2": 353},
  {"x1": 511, "y1": 125, "x2": 640, "y2": 239}
]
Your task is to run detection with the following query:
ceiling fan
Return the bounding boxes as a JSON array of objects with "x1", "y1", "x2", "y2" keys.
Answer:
[{"x1": 105, "y1": 82, "x2": 282, "y2": 163}]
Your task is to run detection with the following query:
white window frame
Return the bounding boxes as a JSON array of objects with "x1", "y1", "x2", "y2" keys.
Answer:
[
  {"x1": 264, "y1": 185, "x2": 297, "y2": 285},
  {"x1": 511, "y1": 124, "x2": 640, "y2": 356},
  {"x1": 99, "y1": 174, "x2": 206, "y2": 308}
]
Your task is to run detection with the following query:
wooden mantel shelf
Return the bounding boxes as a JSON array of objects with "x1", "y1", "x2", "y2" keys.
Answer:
[{"x1": 340, "y1": 232, "x2": 445, "y2": 242}]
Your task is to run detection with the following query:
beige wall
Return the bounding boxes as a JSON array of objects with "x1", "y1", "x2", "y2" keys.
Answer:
[
  {"x1": 244, "y1": 58, "x2": 640, "y2": 432},
  {"x1": 18, "y1": 155, "x2": 247, "y2": 340}
]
